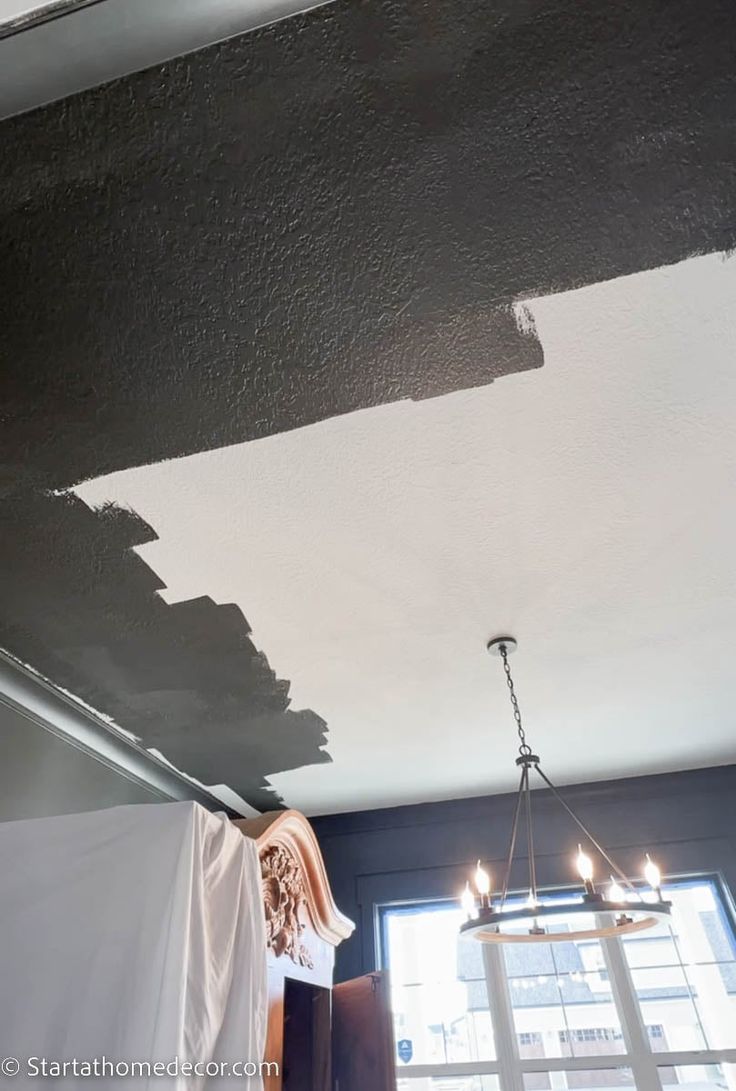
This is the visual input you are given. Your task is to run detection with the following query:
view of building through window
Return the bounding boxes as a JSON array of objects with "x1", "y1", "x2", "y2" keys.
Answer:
[{"x1": 381, "y1": 879, "x2": 736, "y2": 1091}]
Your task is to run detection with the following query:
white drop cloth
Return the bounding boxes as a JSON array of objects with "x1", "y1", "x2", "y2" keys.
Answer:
[{"x1": 0, "y1": 801, "x2": 267, "y2": 1089}]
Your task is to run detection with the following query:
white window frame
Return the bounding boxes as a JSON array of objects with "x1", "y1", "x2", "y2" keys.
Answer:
[{"x1": 386, "y1": 878, "x2": 736, "y2": 1089}]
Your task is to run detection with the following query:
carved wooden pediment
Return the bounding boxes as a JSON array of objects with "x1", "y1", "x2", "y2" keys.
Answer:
[
  {"x1": 260, "y1": 842, "x2": 314, "y2": 967},
  {"x1": 234, "y1": 809, "x2": 354, "y2": 965}
]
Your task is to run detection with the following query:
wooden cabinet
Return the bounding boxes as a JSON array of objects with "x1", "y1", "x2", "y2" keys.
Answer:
[
  {"x1": 235, "y1": 812, "x2": 398, "y2": 1091},
  {"x1": 234, "y1": 811, "x2": 356, "y2": 1091},
  {"x1": 234, "y1": 816, "x2": 396, "y2": 1086}
]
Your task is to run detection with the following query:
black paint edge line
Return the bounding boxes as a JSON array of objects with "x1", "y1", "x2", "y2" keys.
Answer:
[
  {"x1": 0, "y1": 0, "x2": 334, "y2": 120},
  {"x1": 0, "y1": 649, "x2": 244, "y2": 817}
]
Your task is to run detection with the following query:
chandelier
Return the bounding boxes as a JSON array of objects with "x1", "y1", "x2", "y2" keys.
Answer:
[{"x1": 459, "y1": 637, "x2": 671, "y2": 944}]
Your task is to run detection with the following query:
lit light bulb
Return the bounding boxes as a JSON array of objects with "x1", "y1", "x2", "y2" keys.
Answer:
[
  {"x1": 576, "y1": 845, "x2": 595, "y2": 883},
  {"x1": 527, "y1": 889, "x2": 539, "y2": 910},
  {"x1": 461, "y1": 881, "x2": 477, "y2": 920},
  {"x1": 608, "y1": 876, "x2": 626, "y2": 903},
  {"x1": 475, "y1": 860, "x2": 492, "y2": 900},
  {"x1": 644, "y1": 854, "x2": 661, "y2": 893}
]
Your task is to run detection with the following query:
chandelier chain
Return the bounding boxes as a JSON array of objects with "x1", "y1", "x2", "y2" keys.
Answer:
[{"x1": 499, "y1": 643, "x2": 533, "y2": 757}]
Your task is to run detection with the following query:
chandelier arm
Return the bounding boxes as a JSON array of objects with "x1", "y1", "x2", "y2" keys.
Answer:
[
  {"x1": 500, "y1": 766, "x2": 527, "y2": 909},
  {"x1": 534, "y1": 765, "x2": 638, "y2": 894},
  {"x1": 523, "y1": 764, "x2": 538, "y2": 902}
]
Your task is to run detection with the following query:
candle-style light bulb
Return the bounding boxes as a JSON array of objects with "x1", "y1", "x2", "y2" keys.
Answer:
[
  {"x1": 475, "y1": 861, "x2": 492, "y2": 908},
  {"x1": 608, "y1": 876, "x2": 626, "y2": 903},
  {"x1": 576, "y1": 845, "x2": 594, "y2": 881},
  {"x1": 461, "y1": 881, "x2": 477, "y2": 920},
  {"x1": 644, "y1": 854, "x2": 662, "y2": 894},
  {"x1": 576, "y1": 845, "x2": 596, "y2": 894},
  {"x1": 527, "y1": 889, "x2": 538, "y2": 910}
]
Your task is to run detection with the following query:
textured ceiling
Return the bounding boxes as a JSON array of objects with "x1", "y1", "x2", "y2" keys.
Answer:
[
  {"x1": 74, "y1": 252, "x2": 736, "y2": 812},
  {"x1": 2, "y1": 0, "x2": 736, "y2": 812}
]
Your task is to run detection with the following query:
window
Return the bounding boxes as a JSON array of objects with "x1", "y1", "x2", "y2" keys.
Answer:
[
  {"x1": 382, "y1": 878, "x2": 736, "y2": 1091},
  {"x1": 559, "y1": 1030, "x2": 624, "y2": 1044}
]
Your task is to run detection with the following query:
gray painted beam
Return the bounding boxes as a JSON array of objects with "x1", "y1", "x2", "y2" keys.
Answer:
[{"x1": 0, "y1": 0, "x2": 331, "y2": 120}]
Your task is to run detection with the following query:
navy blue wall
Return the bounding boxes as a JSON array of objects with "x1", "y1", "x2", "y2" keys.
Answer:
[{"x1": 311, "y1": 765, "x2": 736, "y2": 983}]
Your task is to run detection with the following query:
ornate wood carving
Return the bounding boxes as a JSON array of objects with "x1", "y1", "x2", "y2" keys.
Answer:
[
  {"x1": 233, "y1": 810, "x2": 355, "y2": 949},
  {"x1": 260, "y1": 843, "x2": 314, "y2": 968}
]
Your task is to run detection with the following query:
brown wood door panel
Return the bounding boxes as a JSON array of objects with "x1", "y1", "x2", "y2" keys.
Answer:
[{"x1": 332, "y1": 971, "x2": 396, "y2": 1091}]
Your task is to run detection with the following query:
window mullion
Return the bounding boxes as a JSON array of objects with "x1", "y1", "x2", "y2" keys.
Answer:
[
  {"x1": 483, "y1": 943, "x2": 525, "y2": 1091},
  {"x1": 598, "y1": 914, "x2": 661, "y2": 1091}
]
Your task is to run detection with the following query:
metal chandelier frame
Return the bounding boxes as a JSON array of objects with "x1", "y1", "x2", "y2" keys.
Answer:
[{"x1": 459, "y1": 637, "x2": 672, "y2": 944}]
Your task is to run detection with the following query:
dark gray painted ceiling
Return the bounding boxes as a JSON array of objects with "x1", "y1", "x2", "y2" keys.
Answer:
[{"x1": 1, "y1": 0, "x2": 735, "y2": 810}]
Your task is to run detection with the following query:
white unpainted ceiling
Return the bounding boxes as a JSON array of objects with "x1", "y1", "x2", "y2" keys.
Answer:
[{"x1": 74, "y1": 250, "x2": 736, "y2": 815}]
